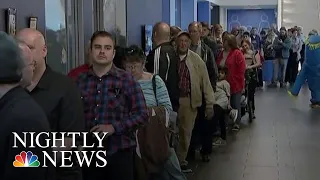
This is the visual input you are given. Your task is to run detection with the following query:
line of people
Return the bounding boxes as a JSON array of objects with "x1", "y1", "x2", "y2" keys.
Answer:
[{"x1": 1, "y1": 20, "x2": 268, "y2": 180}]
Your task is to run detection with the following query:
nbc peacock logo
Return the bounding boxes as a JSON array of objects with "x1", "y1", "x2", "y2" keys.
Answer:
[{"x1": 13, "y1": 151, "x2": 40, "y2": 167}]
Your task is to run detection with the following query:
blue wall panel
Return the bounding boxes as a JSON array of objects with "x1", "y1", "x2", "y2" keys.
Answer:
[
  {"x1": 175, "y1": 0, "x2": 181, "y2": 27},
  {"x1": 181, "y1": 0, "x2": 197, "y2": 31},
  {"x1": 127, "y1": 0, "x2": 163, "y2": 46},
  {"x1": 197, "y1": 1, "x2": 211, "y2": 25},
  {"x1": 227, "y1": 9, "x2": 277, "y2": 32},
  {"x1": 162, "y1": 0, "x2": 170, "y2": 24}
]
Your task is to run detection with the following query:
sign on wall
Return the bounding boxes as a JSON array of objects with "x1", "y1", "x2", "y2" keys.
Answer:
[{"x1": 227, "y1": 9, "x2": 277, "y2": 32}]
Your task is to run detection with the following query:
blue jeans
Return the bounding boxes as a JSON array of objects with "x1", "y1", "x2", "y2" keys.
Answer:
[
  {"x1": 273, "y1": 58, "x2": 288, "y2": 83},
  {"x1": 152, "y1": 148, "x2": 187, "y2": 180}
]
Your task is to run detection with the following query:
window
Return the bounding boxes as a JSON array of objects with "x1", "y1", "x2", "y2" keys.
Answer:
[
  {"x1": 45, "y1": 0, "x2": 84, "y2": 74},
  {"x1": 94, "y1": 0, "x2": 127, "y2": 46}
]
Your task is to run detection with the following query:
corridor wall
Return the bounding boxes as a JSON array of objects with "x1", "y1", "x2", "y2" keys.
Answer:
[
  {"x1": 0, "y1": 0, "x2": 45, "y2": 33},
  {"x1": 227, "y1": 9, "x2": 277, "y2": 32},
  {"x1": 127, "y1": 0, "x2": 163, "y2": 46},
  {"x1": 181, "y1": 0, "x2": 197, "y2": 30},
  {"x1": 197, "y1": 1, "x2": 211, "y2": 25},
  {"x1": 282, "y1": 0, "x2": 320, "y2": 35}
]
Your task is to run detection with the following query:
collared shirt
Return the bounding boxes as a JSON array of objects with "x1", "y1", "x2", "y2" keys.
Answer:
[
  {"x1": 190, "y1": 40, "x2": 202, "y2": 57},
  {"x1": 68, "y1": 64, "x2": 90, "y2": 80},
  {"x1": 76, "y1": 65, "x2": 149, "y2": 155},
  {"x1": 0, "y1": 86, "x2": 54, "y2": 180},
  {"x1": 178, "y1": 54, "x2": 191, "y2": 96},
  {"x1": 29, "y1": 66, "x2": 85, "y2": 133},
  {"x1": 29, "y1": 66, "x2": 84, "y2": 180}
]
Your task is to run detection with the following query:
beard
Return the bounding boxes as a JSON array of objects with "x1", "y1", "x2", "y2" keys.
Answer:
[{"x1": 177, "y1": 48, "x2": 188, "y2": 55}]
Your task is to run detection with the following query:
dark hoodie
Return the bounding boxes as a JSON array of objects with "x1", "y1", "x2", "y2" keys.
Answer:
[{"x1": 145, "y1": 42, "x2": 180, "y2": 111}]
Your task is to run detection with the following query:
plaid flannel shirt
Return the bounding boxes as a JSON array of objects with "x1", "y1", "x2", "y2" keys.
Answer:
[{"x1": 76, "y1": 65, "x2": 149, "y2": 155}]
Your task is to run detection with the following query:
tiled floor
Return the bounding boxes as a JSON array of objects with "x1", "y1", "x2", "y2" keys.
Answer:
[{"x1": 190, "y1": 85, "x2": 320, "y2": 180}]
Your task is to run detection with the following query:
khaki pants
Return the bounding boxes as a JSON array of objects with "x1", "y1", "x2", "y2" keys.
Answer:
[{"x1": 176, "y1": 97, "x2": 198, "y2": 166}]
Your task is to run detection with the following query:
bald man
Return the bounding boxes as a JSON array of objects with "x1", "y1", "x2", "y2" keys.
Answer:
[
  {"x1": 18, "y1": 41, "x2": 35, "y2": 88},
  {"x1": 146, "y1": 22, "x2": 180, "y2": 112},
  {"x1": 16, "y1": 28, "x2": 85, "y2": 180}
]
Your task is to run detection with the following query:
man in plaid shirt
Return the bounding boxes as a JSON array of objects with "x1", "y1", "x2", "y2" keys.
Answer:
[{"x1": 76, "y1": 31, "x2": 149, "y2": 180}]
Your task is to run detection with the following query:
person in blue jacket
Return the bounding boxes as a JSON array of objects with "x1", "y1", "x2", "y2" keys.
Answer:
[{"x1": 288, "y1": 30, "x2": 320, "y2": 108}]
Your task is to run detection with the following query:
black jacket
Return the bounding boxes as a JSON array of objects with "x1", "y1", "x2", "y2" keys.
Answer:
[
  {"x1": 195, "y1": 42, "x2": 218, "y2": 91},
  {"x1": 0, "y1": 86, "x2": 54, "y2": 180},
  {"x1": 202, "y1": 36, "x2": 218, "y2": 58},
  {"x1": 146, "y1": 42, "x2": 180, "y2": 111}
]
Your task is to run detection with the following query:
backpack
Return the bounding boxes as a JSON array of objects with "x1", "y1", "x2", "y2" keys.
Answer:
[{"x1": 152, "y1": 75, "x2": 179, "y2": 149}]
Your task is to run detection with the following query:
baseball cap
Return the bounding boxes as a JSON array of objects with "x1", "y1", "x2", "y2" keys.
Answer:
[
  {"x1": 176, "y1": 31, "x2": 191, "y2": 39},
  {"x1": 0, "y1": 31, "x2": 23, "y2": 84}
]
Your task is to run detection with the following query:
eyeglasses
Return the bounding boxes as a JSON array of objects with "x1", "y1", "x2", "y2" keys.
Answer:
[{"x1": 125, "y1": 46, "x2": 145, "y2": 58}]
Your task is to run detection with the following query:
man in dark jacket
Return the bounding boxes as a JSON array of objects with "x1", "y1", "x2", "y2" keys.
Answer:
[
  {"x1": 0, "y1": 32, "x2": 53, "y2": 180},
  {"x1": 201, "y1": 22, "x2": 218, "y2": 58},
  {"x1": 189, "y1": 22, "x2": 218, "y2": 90},
  {"x1": 146, "y1": 22, "x2": 180, "y2": 111},
  {"x1": 187, "y1": 22, "x2": 218, "y2": 162}
]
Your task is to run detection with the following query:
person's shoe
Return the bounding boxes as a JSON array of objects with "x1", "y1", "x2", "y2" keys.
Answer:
[
  {"x1": 212, "y1": 138, "x2": 227, "y2": 146},
  {"x1": 280, "y1": 82, "x2": 285, "y2": 88},
  {"x1": 229, "y1": 109, "x2": 238, "y2": 123},
  {"x1": 180, "y1": 165, "x2": 192, "y2": 173},
  {"x1": 310, "y1": 103, "x2": 320, "y2": 108},
  {"x1": 241, "y1": 95, "x2": 247, "y2": 107},
  {"x1": 288, "y1": 91, "x2": 298, "y2": 99},
  {"x1": 252, "y1": 112, "x2": 256, "y2": 119},
  {"x1": 201, "y1": 155, "x2": 210, "y2": 162},
  {"x1": 268, "y1": 83, "x2": 277, "y2": 88},
  {"x1": 232, "y1": 124, "x2": 240, "y2": 131}
]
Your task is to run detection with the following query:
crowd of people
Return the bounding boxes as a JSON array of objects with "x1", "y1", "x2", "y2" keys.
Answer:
[{"x1": 0, "y1": 20, "x2": 312, "y2": 180}]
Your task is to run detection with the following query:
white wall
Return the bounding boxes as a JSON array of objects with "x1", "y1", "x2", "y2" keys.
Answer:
[
  {"x1": 282, "y1": 0, "x2": 320, "y2": 35},
  {"x1": 219, "y1": 7, "x2": 227, "y2": 30}
]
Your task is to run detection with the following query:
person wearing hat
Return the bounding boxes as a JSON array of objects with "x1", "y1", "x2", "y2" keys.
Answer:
[
  {"x1": 174, "y1": 31, "x2": 214, "y2": 172},
  {"x1": 0, "y1": 31, "x2": 53, "y2": 180}
]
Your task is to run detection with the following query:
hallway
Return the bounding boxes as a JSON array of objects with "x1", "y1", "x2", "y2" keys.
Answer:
[{"x1": 191, "y1": 86, "x2": 320, "y2": 180}]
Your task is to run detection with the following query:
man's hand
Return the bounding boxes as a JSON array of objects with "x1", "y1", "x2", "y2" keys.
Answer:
[
  {"x1": 205, "y1": 107, "x2": 214, "y2": 120},
  {"x1": 297, "y1": 53, "x2": 301, "y2": 61},
  {"x1": 90, "y1": 124, "x2": 115, "y2": 137}
]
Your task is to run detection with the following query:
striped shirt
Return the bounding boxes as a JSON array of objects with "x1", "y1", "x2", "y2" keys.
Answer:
[
  {"x1": 136, "y1": 75, "x2": 172, "y2": 158},
  {"x1": 138, "y1": 75, "x2": 172, "y2": 112}
]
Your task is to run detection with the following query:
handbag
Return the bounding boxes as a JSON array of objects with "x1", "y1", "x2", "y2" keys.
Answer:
[{"x1": 152, "y1": 75, "x2": 179, "y2": 149}]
